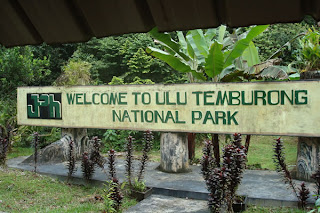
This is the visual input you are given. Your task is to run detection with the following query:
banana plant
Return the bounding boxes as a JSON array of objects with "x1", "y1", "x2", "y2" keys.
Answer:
[{"x1": 147, "y1": 25, "x2": 269, "y2": 82}]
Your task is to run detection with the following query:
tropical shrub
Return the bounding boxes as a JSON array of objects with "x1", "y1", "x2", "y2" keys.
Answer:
[
  {"x1": 253, "y1": 23, "x2": 308, "y2": 64},
  {"x1": 33, "y1": 132, "x2": 39, "y2": 173},
  {"x1": 125, "y1": 136, "x2": 134, "y2": 186},
  {"x1": 298, "y1": 28, "x2": 320, "y2": 72},
  {"x1": 137, "y1": 130, "x2": 154, "y2": 182},
  {"x1": 89, "y1": 136, "x2": 105, "y2": 169},
  {"x1": 0, "y1": 136, "x2": 9, "y2": 168},
  {"x1": 81, "y1": 151, "x2": 95, "y2": 182},
  {"x1": 201, "y1": 133, "x2": 247, "y2": 212},
  {"x1": 147, "y1": 25, "x2": 268, "y2": 82},
  {"x1": 66, "y1": 140, "x2": 76, "y2": 180},
  {"x1": 273, "y1": 137, "x2": 310, "y2": 209},
  {"x1": 123, "y1": 131, "x2": 154, "y2": 194}
]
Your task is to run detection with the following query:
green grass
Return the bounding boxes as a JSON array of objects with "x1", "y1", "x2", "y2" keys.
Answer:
[
  {"x1": 245, "y1": 205, "x2": 309, "y2": 212},
  {"x1": 0, "y1": 169, "x2": 137, "y2": 213},
  {"x1": 194, "y1": 135, "x2": 297, "y2": 170},
  {"x1": 8, "y1": 147, "x2": 33, "y2": 159},
  {"x1": 245, "y1": 136, "x2": 297, "y2": 170}
]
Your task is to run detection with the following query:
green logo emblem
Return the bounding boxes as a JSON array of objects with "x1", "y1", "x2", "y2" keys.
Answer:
[{"x1": 27, "y1": 93, "x2": 62, "y2": 119}]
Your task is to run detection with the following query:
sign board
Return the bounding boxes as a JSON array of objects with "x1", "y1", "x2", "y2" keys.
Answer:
[{"x1": 17, "y1": 81, "x2": 320, "y2": 137}]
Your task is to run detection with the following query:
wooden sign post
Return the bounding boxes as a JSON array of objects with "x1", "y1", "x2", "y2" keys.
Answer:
[{"x1": 17, "y1": 81, "x2": 320, "y2": 174}]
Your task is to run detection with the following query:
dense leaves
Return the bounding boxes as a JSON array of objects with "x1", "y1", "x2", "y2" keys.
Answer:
[
  {"x1": 253, "y1": 23, "x2": 308, "y2": 64},
  {"x1": 81, "y1": 151, "x2": 95, "y2": 182},
  {"x1": 137, "y1": 130, "x2": 154, "y2": 182},
  {"x1": 201, "y1": 133, "x2": 247, "y2": 213},
  {"x1": 125, "y1": 136, "x2": 134, "y2": 186},
  {"x1": 0, "y1": 136, "x2": 9, "y2": 168},
  {"x1": 148, "y1": 25, "x2": 268, "y2": 83},
  {"x1": 72, "y1": 34, "x2": 185, "y2": 84},
  {"x1": 66, "y1": 140, "x2": 76, "y2": 180},
  {"x1": 0, "y1": 46, "x2": 50, "y2": 99},
  {"x1": 273, "y1": 138, "x2": 310, "y2": 209}
]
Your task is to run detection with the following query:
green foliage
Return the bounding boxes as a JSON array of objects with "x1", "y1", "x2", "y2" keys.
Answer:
[
  {"x1": 101, "y1": 130, "x2": 160, "y2": 152},
  {"x1": 102, "y1": 130, "x2": 138, "y2": 152},
  {"x1": 0, "y1": 169, "x2": 137, "y2": 212},
  {"x1": 126, "y1": 48, "x2": 153, "y2": 81},
  {"x1": 148, "y1": 25, "x2": 268, "y2": 82},
  {"x1": 0, "y1": 46, "x2": 50, "y2": 99},
  {"x1": 0, "y1": 99, "x2": 16, "y2": 139},
  {"x1": 299, "y1": 28, "x2": 320, "y2": 71},
  {"x1": 72, "y1": 34, "x2": 185, "y2": 85},
  {"x1": 30, "y1": 43, "x2": 78, "y2": 85},
  {"x1": 14, "y1": 126, "x2": 61, "y2": 148},
  {"x1": 109, "y1": 76, "x2": 155, "y2": 86},
  {"x1": 253, "y1": 23, "x2": 308, "y2": 64},
  {"x1": 7, "y1": 147, "x2": 33, "y2": 159},
  {"x1": 109, "y1": 76, "x2": 125, "y2": 85},
  {"x1": 129, "y1": 77, "x2": 154, "y2": 85},
  {"x1": 54, "y1": 60, "x2": 92, "y2": 86},
  {"x1": 103, "y1": 180, "x2": 127, "y2": 212},
  {"x1": 131, "y1": 178, "x2": 146, "y2": 192}
]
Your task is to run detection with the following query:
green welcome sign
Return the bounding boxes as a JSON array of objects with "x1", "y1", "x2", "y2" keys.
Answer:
[{"x1": 17, "y1": 81, "x2": 320, "y2": 136}]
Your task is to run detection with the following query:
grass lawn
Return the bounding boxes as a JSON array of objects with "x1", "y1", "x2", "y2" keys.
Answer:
[
  {"x1": 8, "y1": 147, "x2": 34, "y2": 159},
  {"x1": 244, "y1": 206, "x2": 309, "y2": 213},
  {"x1": 245, "y1": 135, "x2": 298, "y2": 170},
  {"x1": 194, "y1": 135, "x2": 298, "y2": 170},
  {"x1": 0, "y1": 168, "x2": 137, "y2": 213}
]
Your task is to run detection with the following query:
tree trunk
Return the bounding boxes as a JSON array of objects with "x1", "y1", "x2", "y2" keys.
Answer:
[
  {"x1": 245, "y1": 135, "x2": 251, "y2": 154},
  {"x1": 212, "y1": 133, "x2": 220, "y2": 167},
  {"x1": 188, "y1": 133, "x2": 196, "y2": 160}
]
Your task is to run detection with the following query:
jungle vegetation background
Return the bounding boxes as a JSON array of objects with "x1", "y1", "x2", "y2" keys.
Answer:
[{"x1": 1, "y1": 16, "x2": 318, "y2": 169}]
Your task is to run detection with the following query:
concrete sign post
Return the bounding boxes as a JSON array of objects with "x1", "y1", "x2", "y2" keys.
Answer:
[{"x1": 17, "y1": 81, "x2": 320, "y2": 137}]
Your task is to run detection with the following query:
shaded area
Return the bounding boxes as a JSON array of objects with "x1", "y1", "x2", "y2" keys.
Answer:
[{"x1": 1, "y1": 0, "x2": 320, "y2": 47}]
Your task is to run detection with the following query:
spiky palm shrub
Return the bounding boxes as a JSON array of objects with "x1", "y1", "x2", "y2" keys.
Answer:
[
  {"x1": 33, "y1": 132, "x2": 39, "y2": 173},
  {"x1": 224, "y1": 133, "x2": 247, "y2": 212},
  {"x1": 66, "y1": 140, "x2": 76, "y2": 180},
  {"x1": 201, "y1": 133, "x2": 247, "y2": 213},
  {"x1": 137, "y1": 130, "x2": 154, "y2": 182},
  {"x1": 106, "y1": 149, "x2": 123, "y2": 211},
  {"x1": 273, "y1": 137, "x2": 310, "y2": 209},
  {"x1": 298, "y1": 182, "x2": 310, "y2": 208},
  {"x1": 107, "y1": 149, "x2": 117, "y2": 180},
  {"x1": 125, "y1": 136, "x2": 134, "y2": 186},
  {"x1": 110, "y1": 178, "x2": 123, "y2": 212},
  {"x1": 206, "y1": 167, "x2": 229, "y2": 212},
  {"x1": 81, "y1": 152, "x2": 95, "y2": 182},
  {"x1": 201, "y1": 140, "x2": 215, "y2": 181},
  {"x1": 90, "y1": 136, "x2": 105, "y2": 169},
  {"x1": 0, "y1": 136, "x2": 9, "y2": 168},
  {"x1": 273, "y1": 138, "x2": 298, "y2": 195}
]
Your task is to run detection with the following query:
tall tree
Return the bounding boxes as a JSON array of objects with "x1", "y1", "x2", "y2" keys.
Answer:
[
  {"x1": 72, "y1": 34, "x2": 185, "y2": 84},
  {"x1": 0, "y1": 46, "x2": 50, "y2": 100}
]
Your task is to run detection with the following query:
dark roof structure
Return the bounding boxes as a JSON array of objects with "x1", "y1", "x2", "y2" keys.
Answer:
[{"x1": 1, "y1": 0, "x2": 320, "y2": 47}]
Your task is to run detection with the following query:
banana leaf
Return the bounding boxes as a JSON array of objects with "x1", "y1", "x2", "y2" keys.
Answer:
[
  {"x1": 224, "y1": 25, "x2": 269, "y2": 68},
  {"x1": 205, "y1": 41, "x2": 224, "y2": 78},
  {"x1": 146, "y1": 47, "x2": 194, "y2": 73}
]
